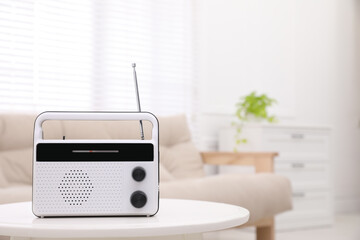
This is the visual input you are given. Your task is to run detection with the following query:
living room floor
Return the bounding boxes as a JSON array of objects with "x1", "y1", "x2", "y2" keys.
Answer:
[{"x1": 204, "y1": 213, "x2": 360, "y2": 240}]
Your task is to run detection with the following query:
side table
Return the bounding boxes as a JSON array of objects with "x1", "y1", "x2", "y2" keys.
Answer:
[{"x1": 0, "y1": 198, "x2": 249, "y2": 240}]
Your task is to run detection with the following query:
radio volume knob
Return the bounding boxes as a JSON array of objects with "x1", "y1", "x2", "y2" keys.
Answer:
[
  {"x1": 132, "y1": 167, "x2": 146, "y2": 182},
  {"x1": 130, "y1": 191, "x2": 147, "y2": 208}
]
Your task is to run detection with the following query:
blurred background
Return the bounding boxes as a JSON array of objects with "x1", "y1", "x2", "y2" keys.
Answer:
[{"x1": 0, "y1": 0, "x2": 359, "y2": 239}]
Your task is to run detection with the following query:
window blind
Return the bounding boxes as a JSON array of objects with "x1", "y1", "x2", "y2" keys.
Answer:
[
  {"x1": 0, "y1": 0, "x2": 195, "y2": 117},
  {"x1": 0, "y1": 0, "x2": 35, "y2": 111}
]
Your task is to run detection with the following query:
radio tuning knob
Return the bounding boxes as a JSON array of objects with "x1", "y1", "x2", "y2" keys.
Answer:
[
  {"x1": 130, "y1": 191, "x2": 147, "y2": 208},
  {"x1": 132, "y1": 167, "x2": 146, "y2": 182}
]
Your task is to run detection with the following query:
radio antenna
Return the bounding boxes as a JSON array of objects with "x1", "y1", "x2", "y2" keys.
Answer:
[{"x1": 132, "y1": 63, "x2": 144, "y2": 140}]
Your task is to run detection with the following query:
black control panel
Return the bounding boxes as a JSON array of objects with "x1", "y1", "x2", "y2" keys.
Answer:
[{"x1": 36, "y1": 143, "x2": 154, "y2": 162}]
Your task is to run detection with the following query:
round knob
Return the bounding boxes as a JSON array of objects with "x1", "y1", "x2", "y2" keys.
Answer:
[
  {"x1": 132, "y1": 167, "x2": 146, "y2": 182},
  {"x1": 130, "y1": 191, "x2": 147, "y2": 208}
]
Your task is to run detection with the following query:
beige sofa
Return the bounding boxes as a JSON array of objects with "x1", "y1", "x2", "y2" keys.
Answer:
[{"x1": 0, "y1": 113, "x2": 292, "y2": 240}]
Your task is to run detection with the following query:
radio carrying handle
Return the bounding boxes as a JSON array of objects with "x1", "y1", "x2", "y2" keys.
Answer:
[{"x1": 33, "y1": 111, "x2": 158, "y2": 142}]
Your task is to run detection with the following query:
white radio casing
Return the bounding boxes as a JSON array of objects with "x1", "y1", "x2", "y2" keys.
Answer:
[{"x1": 32, "y1": 111, "x2": 159, "y2": 217}]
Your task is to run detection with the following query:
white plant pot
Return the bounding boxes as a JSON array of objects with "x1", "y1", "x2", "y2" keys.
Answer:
[{"x1": 245, "y1": 114, "x2": 264, "y2": 123}]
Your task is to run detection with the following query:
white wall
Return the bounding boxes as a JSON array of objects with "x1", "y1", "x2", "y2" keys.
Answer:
[{"x1": 194, "y1": 0, "x2": 360, "y2": 213}]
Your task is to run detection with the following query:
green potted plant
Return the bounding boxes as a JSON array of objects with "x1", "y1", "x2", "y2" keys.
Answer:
[{"x1": 233, "y1": 91, "x2": 277, "y2": 151}]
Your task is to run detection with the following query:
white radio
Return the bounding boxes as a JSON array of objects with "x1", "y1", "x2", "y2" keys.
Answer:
[{"x1": 32, "y1": 64, "x2": 159, "y2": 217}]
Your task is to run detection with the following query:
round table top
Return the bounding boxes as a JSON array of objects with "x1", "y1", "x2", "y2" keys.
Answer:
[{"x1": 0, "y1": 199, "x2": 249, "y2": 238}]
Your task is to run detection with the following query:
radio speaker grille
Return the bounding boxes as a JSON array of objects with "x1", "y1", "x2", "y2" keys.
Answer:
[{"x1": 59, "y1": 169, "x2": 94, "y2": 206}]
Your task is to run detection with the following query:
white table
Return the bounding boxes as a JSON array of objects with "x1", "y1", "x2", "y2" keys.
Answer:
[{"x1": 0, "y1": 199, "x2": 249, "y2": 240}]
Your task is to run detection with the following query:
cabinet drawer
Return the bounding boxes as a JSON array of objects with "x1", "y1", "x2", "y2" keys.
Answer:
[
  {"x1": 276, "y1": 190, "x2": 333, "y2": 229},
  {"x1": 262, "y1": 129, "x2": 329, "y2": 155},
  {"x1": 291, "y1": 190, "x2": 332, "y2": 211},
  {"x1": 276, "y1": 211, "x2": 333, "y2": 230},
  {"x1": 275, "y1": 162, "x2": 330, "y2": 187}
]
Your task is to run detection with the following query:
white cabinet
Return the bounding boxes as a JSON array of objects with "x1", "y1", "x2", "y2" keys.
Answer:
[{"x1": 219, "y1": 124, "x2": 333, "y2": 230}]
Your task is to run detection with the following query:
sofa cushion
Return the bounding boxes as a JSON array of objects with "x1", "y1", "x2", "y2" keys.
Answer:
[
  {"x1": 160, "y1": 173, "x2": 292, "y2": 224},
  {"x1": 0, "y1": 114, "x2": 36, "y2": 151},
  {"x1": 0, "y1": 114, "x2": 203, "y2": 185},
  {"x1": 0, "y1": 185, "x2": 32, "y2": 204},
  {"x1": 159, "y1": 163, "x2": 174, "y2": 182},
  {"x1": 158, "y1": 115, "x2": 192, "y2": 147},
  {"x1": 160, "y1": 142, "x2": 204, "y2": 179},
  {"x1": 0, "y1": 148, "x2": 32, "y2": 186},
  {"x1": 0, "y1": 168, "x2": 7, "y2": 188}
]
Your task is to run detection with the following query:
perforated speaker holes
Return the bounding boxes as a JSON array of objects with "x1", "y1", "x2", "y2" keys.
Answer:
[{"x1": 58, "y1": 170, "x2": 94, "y2": 206}]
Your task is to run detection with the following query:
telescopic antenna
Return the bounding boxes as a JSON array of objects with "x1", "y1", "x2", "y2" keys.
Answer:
[{"x1": 132, "y1": 63, "x2": 144, "y2": 140}]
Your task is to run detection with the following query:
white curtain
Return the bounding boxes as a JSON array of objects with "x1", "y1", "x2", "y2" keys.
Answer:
[{"x1": 0, "y1": 0, "x2": 195, "y2": 116}]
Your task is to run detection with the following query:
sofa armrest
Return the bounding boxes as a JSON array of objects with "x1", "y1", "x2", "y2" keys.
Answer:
[{"x1": 200, "y1": 152, "x2": 278, "y2": 173}]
